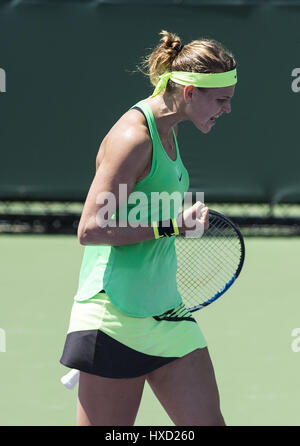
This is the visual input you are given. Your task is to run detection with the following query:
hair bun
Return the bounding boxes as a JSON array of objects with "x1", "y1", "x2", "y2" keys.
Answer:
[{"x1": 160, "y1": 30, "x2": 182, "y2": 54}]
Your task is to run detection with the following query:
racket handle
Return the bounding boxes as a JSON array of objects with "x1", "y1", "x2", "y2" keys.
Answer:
[{"x1": 61, "y1": 369, "x2": 80, "y2": 390}]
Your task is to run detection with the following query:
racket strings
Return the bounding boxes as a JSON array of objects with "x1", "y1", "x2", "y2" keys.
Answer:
[
  {"x1": 198, "y1": 239, "x2": 241, "y2": 284},
  {"x1": 204, "y1": 218, "x2": 241, "y2": 262},
  {"x1": 178, "y1": 237, "x2": 239, "y2": 287},
  {"x1": 175, "y1": 213, "x2": 243, "y2": 310},
  {"x1": 207, "y1": 232, "x2": 241, "y2": 266},
  {"x1": 181, "y1": 243, "x2": 239, "y2": 293}
]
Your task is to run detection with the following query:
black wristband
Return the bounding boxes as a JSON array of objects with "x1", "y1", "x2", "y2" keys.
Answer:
[{"x1": 157, "y1": 219, "x2": 179, "y2": 238}]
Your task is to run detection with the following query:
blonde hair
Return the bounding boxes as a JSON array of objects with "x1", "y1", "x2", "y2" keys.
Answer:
[{"x1": 141, "y1": 30, "x2": 237, "y2": 93}]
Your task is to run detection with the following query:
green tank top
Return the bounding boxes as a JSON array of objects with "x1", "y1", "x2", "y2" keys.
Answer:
[{"x1": 74, "y1": 99, "x2": 189, "y2": 317}]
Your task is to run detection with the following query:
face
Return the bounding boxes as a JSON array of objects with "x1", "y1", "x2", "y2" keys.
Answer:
[{"x1": 184, "y1": 85, "x2": 235, "y2": 134}]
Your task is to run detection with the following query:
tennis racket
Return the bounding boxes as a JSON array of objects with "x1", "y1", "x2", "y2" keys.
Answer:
[
  {"x1": 61, "y1": 209, "x2": 245, "y2": 389},
  {"x1": 176, "y1": 209, "x2": 245, "y2": 312}
]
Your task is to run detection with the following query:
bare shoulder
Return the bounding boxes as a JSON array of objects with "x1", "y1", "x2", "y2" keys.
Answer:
[{"x1": 96, "y1": 109, "x2": 152, "y2": 171}]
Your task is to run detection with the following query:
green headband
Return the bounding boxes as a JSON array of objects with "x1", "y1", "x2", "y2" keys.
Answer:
[{"x1": 151, "y1": 68, "x2": 237, "y2": 97}]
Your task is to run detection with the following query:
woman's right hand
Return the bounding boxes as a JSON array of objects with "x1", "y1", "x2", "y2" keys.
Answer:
[{"x1": 176, "y1": 201, "x2": 209, "y2": 234}]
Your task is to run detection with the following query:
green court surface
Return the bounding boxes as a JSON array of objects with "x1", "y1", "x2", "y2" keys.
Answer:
[{"x1": 0, "y1": 235, "x2": 299, "y2": 426}]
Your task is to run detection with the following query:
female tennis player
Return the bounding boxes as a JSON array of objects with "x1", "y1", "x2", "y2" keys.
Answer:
[{"x1": 60, "y1": 30, "x2": 237, "y2": 426}]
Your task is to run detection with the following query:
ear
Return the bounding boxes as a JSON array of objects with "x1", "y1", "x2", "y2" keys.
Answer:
[{"x1": 183, "y1": 85, "x2": 196, "y2": 104}]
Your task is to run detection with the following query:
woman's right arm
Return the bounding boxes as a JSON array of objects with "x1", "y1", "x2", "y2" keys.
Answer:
[
  {"x1": 77, "y1": 122, "x2": 208, "y2": 246},
  {"x1": 77, "y1": 121, "x2": 156, "y2": 246}
]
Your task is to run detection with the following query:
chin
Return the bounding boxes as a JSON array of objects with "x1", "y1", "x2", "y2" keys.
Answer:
[
  {"x1": 194, "y1": 121, "x2": 212, "y2": 134},
  {"x1": 198, "y1": 125, "x2": 212, "y2": 134},
  {"x1": 201, "y1": 127, "x2": 212, "y2": 134}
]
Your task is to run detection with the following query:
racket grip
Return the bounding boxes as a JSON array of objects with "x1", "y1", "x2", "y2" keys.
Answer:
[{"x1": 61, "y1": 369, "x2": 80, "y2": 390}]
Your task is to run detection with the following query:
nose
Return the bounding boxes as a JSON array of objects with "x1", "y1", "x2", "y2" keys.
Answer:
[{"x1": 223, "y1": 101, "x2": 231, "y2": 114}]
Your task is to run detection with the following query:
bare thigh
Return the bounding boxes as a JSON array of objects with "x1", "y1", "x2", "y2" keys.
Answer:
[
  {"x1": 77, "y1": 371, "x2": 146, "y2": 426},
  {"x1": 146, "y1": 348, "x2": 225, "y2": 426}
]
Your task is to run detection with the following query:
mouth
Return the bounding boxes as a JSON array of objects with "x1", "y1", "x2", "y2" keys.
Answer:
[
  {"x1": 210, "y1": 113, "x2": 222, "y2": 121},
  {"x1": 210, "y1": 113, "x2": 222, "y2": 123}
]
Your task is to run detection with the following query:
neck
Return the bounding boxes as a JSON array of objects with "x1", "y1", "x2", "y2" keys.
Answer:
[{"x1": 144, "y1": 94, "x2": 186, "y2": 138}]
